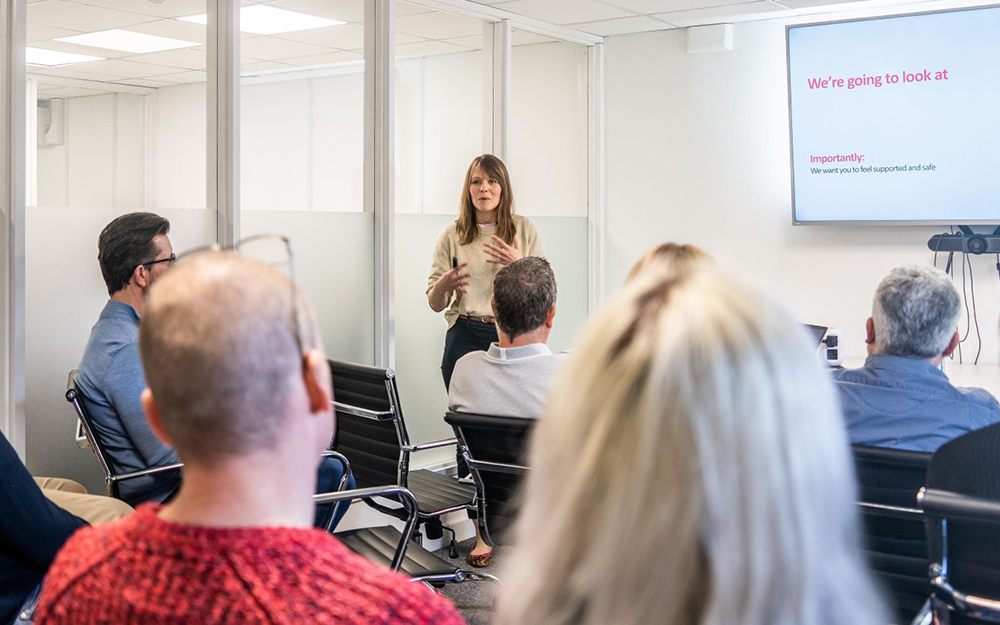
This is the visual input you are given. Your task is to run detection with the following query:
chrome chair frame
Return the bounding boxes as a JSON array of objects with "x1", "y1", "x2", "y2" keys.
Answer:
[
  {"x1": 920, "y1": 488, "x2": 1000, "y2": 624},
  {"x1": 66, "y1": 369, "x2": 183, "y2": 499}
]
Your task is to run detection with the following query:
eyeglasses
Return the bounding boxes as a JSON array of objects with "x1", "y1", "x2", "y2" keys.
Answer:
[
  {"x1": 141, "y1": 253, "x2": 176, "y2": 268},
  {"x1": 176, "y1": 234, "x2": 305, "y2": 361}
]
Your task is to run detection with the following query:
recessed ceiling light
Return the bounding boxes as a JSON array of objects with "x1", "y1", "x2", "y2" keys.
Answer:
[
  {"x1": 179, "y1": 5, "x2": 346, "y2": 35},
  {"x1": 55, "y1": 29, "x2": 199, "y2": 54},
  {"x1": 26, "y1": 47, "x2": 106, "y2": 67}
]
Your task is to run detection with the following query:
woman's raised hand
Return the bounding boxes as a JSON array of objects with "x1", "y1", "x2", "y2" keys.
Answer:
[
  {"x1": 484, "y1": 235, "x2": 523, "y2": 266},
  {"x1": 435, "y1": 262, "x2": 472, "y2": 295}
]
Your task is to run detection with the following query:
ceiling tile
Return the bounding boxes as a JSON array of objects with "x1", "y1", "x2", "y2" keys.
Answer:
[
  {"x1": 607, "y1": 0, "x2": 764, "y2": 13},
  {"x1": 28, "y1": 1, "x2": 154, "y2": 31},
  {"x1": 27, "y1": 66, "x2": 125, "y2": 81},
  {"x1": 69, "y1": 58, "x2": 184, "y2": 77},
  {"x1": 395, "y1": 11, "x2": 486, "y2": 40},
  {"x1": 148, "y1": 69, "x2": 207, "y2": 83},
  {"x1": 511, "y1": 30, "x2": 557, "y2": 46},
  {"x1": 71, "y1": 0, "x2": 208, "y2": 19},
  {"x1": 279, "y1": 50, "x2": 364, "y2": 66},
  {"x1": 652, "y1": 1, "x2": 780, "y2": 26},
  {"x1": 568, "y1": 15, "x2": 673, "y2": 35},
  {"x1": 440, "y1": 35, "x2": 486, "y2": 49},
  {"x1": 776, "y1": 0, "x2": 865, "y2": 9},
  {"x1": 126, "y1": 19, "x2": 207, "y2": 44},
  {"x1": 28, "y1": 39, "x2": 132, "y2": 58},
  {"x1": 240, "y1": 35, "x2": 333, "y2": 60},
  {"x1": 265, "y1": 0, "x2": 364, "y2": 23},
  {"x1": 395, "y1": 39, "x2": 469, "y2": 58},
  {"x1": 123, "y1": 47, "x2": 206, "y2": 70},
  {"x1": 120, "y1": 77, "x2": 176, "y2": 87},
  {"x1": 395, "y1": 0, "x2": 438, "y2": 17},
  {"x1": 495, "y1": 0, "x2": 631, "y2": 25},
  {"x1": 27, "y1": 23, "x2": 79, "y2": 42},
  {"x1": 38, "y1": 85, "x2": 111, "y2": 98},
  {"x1": 241, "y1": 60, "x2": 295, "y2": 73},
  {"x1": 271, "y1": 23, "x2": 363, "y2": 49}
]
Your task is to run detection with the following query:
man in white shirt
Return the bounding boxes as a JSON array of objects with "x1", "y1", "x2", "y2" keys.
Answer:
[
  {"x1": 448, "y1": 256, "x2": 566, "y2": 567},
  {"x1": 448, "y1": 257, "x2": 567, "y2": 418}
]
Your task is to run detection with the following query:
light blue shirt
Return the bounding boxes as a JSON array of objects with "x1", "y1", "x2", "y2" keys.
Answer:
[
  {"x1": 833, "y1": 354, "x2": 1000, "y2": 453},
  {"x1": 448, "y1": 343, "x2": 568, "y2": 418},
  {"x1": 76, "y1": 300, "x2": 180, "y2": 504}
]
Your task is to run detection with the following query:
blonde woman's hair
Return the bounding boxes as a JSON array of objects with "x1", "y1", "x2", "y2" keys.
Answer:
[
  {"x1": 457, "y1": 154, "x2": 516, "y2": 246},
  {"x1": 494, "y1": 268, "x2": 889, "y2": 625},
  {"x1": 627, "y1": 241, "x2": 711, "y2": 282}
]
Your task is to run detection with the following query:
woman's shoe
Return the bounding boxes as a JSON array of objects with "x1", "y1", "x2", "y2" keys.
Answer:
[{"x1": 467, "y1": 551, "x2": 493, "y2": 568}]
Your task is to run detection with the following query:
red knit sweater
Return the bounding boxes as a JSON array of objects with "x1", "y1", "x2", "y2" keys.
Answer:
[{"x1": 36, "y1": 505, "x2": 466, "y2": 625}]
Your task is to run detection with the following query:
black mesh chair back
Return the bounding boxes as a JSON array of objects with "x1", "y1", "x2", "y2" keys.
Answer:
[
  {"x1": 329, "y1": 360, "x2": 408, "y2": 488},
  {"x1": 853, "y1": 444, "x2": 932, "y2": 621},
  {"x1": 921, "y1": 489, "x2": 1000, "y2": 625},
  {"x1": 445, "y1": 411, "x2": 534, "y2": 545}
]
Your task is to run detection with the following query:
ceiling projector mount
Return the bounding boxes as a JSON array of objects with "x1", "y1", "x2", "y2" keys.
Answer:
[{"x1": 927, "y1": 226, "x2": 1000, "y2": 255}]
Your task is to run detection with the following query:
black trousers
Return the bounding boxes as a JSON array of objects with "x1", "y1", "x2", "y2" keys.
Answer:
[
  {"x1": 441, "y1": 317, "x2": 498, "y2": 391},
  {"x1": 441, "y1": 317, "x2": 498, "y2": 481}
]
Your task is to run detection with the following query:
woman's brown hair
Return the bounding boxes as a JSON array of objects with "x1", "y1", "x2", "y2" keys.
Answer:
[{"x1": 457, "y1": 154, "x2": 516, "y2": 246}]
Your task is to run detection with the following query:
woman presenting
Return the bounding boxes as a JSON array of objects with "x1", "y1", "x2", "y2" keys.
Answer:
[{"x1": 427, "y1": 154, "x2": 544, "y2": 389}]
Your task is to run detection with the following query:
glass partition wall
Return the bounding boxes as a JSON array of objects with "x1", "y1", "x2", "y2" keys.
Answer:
[
  {"x1": 239, "y1": 0, "x2": 374, "y2": 366},
  {"x1": 4, "y1": 0, "x2": 603, "y2": 477}
]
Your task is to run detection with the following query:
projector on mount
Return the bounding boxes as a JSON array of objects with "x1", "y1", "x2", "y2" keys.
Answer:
[{"x1": 927, "y1": 226, "x2": 1000, "y2": 255}]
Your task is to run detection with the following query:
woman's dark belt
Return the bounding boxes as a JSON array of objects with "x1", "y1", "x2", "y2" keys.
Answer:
[{"x1": 459, "y1": 314, "x2": 496, "y2": 324}]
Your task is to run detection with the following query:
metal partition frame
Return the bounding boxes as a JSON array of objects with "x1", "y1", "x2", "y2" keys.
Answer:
[
  {"x1": 208, "y1": 0, "x2": 239, "y2": 246},
  {"x1": 1, "y1": 0, "x2": 25, "y2": 455}
]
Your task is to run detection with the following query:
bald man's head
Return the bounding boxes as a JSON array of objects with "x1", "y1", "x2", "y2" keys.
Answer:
[{"x1": 140, "y1": 252, "x2": 324, "y2": 465}]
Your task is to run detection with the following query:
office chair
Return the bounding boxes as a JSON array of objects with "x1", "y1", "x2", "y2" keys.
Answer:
[
  {"x1": 920, "y1": 488, "x2": 1000, "y2": 624},
  {"x1": 320, "y1": 456, "x2": 498, "y2": 586},
  {"x1": 328, "y1": 360, "x2": 476, "y2": 558},
  {"x1": 852, "y1": 444, "x2": 933, "y2": 622},
  {"x1": 65, "y1": 369, "x2": 183, "y2": 502},
  {"x1": 444, "y1": 411, "x2": 534, "y2": 549}
]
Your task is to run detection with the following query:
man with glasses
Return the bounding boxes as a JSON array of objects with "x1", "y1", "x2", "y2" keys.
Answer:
[{"x1": 76, "y1": 212, "x2": 180, "y2": 506}]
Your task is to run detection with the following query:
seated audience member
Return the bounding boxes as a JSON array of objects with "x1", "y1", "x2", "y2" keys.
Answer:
[
  {"x1": 37, "y1": 252, "x2": 464, "y2": 625},
  {"x1": 494, "y1": 268, "x2": 891, "y2": 625},
  {"x1": 626, "y1": 241, "x2": 711, "y2": 282},
  {"x1": 834, "y1": 265, "x2": 999, "y2": 452},
  {"x1": 76, "y1": 215, "x2": 351, "y2": 524},
  {"x1": 1, "y1": 432, "x2": 131, "y2": 625},
  {"x1": 448, "y1": 256, "x2": 566, "y2": 568},
  {"x1": 449, "y1": 257, "x2": 567, "y2": 418},
  {"x1": 76, "y1": 212, "x2": 181, "y2": 505}
]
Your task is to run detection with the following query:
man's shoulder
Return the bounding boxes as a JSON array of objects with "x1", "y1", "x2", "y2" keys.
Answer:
[{"x1": 38, "y1": 515, "x2": 132, "y2": 608}]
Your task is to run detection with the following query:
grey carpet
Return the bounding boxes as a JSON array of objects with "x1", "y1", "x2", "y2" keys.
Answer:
[{"x1": 432, "y1": 538, "x2": 502, "y2": 625}]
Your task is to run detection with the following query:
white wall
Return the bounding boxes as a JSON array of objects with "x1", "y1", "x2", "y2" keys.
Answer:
[
  {"x1": 605, "y1": 23, "x2": 1000, "y2": 367},
  {"x1": 36, "y1": 93, "x2": 145, "y2": 208},
  {"x1": 151, "y1": 83, "x2": 206, "y2": 210},
  {"x1": 510, "y1": 41, "x2": 589, "y2": 218}
]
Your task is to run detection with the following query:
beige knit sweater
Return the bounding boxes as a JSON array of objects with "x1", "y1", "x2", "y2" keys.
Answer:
[{"x1": 426, "y1": 215, "x2": 544, "y2": 327}]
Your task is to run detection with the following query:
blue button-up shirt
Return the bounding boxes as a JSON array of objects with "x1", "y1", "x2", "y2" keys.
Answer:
[
  {"x1": 833, "y1": 354, "x2": 1000, "y2": 452},
  {"x1": 77, "y1": 300, "x2": 180, "y2": 504}
]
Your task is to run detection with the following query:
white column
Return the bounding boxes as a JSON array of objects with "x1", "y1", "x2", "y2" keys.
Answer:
[
  {"x1": 483, "y1": 19, "x2": 511, "y2": 159},
  {"x1": 208, "y1": 0, "x2": 239, "y2": 245},
  {"x1": 365, "y1": 0, "x2": 395, "y2": 368},
  {"x1": 587, "y1": 42, "x2": 606, "y2": 314},
  {"x1": 1, "y1": 0, "x2": 26, "y2": 456}
]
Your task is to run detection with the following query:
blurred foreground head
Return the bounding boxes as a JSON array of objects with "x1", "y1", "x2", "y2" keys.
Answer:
[
  {"x1": 626, "y1": 242, "x2": 711, "y2": 283},
  {"x1": 496, "y1": 267, "x2": 889, "y2": 625}
]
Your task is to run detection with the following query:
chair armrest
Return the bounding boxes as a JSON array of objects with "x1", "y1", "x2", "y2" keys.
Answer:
[
  {"x1": 857, "y1": 501, "x2": 924, "y2": 521},
  {"x1": 321, "y1": 450, "x2": 353, "y2": 492},
  {"x1": 111, "y1": 462, "x2": 184, "y2": 483},
  {"x1": 314, "y1": 486, "x2": 419, "y2": 572},
  {"x1": 402, "y1": 437, "x2": 457, "y2": 453}
]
